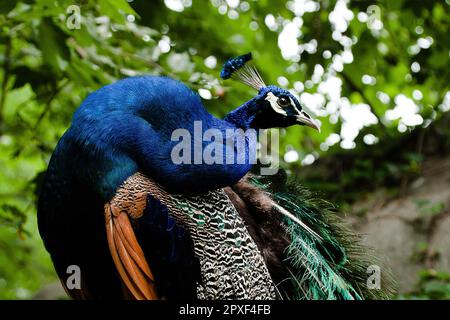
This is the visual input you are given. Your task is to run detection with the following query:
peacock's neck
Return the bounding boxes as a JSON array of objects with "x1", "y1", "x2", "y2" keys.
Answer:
[{"x1": 223, "y1": 98, "x2": 259, "y2": 130}]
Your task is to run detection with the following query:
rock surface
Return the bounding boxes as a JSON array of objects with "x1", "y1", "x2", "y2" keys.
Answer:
[{"x1": 348, "y1": 157, "x2": 450, "y2": 294}]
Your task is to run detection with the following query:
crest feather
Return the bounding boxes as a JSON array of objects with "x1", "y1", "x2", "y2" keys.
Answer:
[{"x1": 220, "y1": 53, "x2": 266, "y2": 90}]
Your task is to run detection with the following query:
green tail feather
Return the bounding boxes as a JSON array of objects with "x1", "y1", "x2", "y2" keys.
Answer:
[{"x1": 249, "y1": 173, "x2": 395, "y2": 300}]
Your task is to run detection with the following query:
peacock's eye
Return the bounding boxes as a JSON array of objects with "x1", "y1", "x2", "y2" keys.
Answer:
[{"x1": 277, "y1": 96, "x2": 291, "y2": 108}]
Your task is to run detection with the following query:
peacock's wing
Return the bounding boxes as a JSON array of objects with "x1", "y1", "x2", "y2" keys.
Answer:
[
  {"x1": 106, "y1": 172, "x2": 276, "y2": 300},
  {"x1": 105, "y1": 191, "x2": 158, "y2": 299},
  {"x1": 105, "y1": 175, "x2": 201, "y2": 300}
]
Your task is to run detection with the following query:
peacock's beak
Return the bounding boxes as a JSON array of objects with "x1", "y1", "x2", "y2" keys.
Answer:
[{"x1": 296, "y1": 111, "x2": 321, "y2": 132}]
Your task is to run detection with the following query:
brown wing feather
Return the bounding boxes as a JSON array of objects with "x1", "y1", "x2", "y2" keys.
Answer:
[{"x1": 105, "y1": 198, "x2": 159, "y2": 300}]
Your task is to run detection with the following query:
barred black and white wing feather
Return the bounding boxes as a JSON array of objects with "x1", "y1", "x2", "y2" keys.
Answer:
[{"x1": 105, "y1": 172, "x2": 276, "y2": 300}]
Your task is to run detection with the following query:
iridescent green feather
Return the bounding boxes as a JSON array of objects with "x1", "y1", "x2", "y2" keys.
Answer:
[{"x1": 249, "y1": 173, "x2": 395, "y2": 300}]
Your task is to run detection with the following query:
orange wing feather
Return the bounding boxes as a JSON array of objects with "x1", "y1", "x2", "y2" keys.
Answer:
[{"x1": 104, "y1": 191, "x2": 159, "y2": 300}]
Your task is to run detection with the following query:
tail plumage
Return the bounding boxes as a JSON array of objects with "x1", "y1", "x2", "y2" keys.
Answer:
[{"x1": 229, "y1": 170, "x2": 395, "y2": 300}]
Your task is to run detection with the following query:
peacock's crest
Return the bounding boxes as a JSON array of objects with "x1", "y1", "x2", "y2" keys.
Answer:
[{"x1": 220, "y1": 53, "x2": 266, "y2": 91}]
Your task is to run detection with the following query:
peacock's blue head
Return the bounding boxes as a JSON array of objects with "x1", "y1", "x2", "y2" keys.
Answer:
[
  {"x1": 250, "y1": 85, "x2": 320, "y2": 130},
  {"x1": 221, "y1": 53, "x2": 320, "y2": 131}
]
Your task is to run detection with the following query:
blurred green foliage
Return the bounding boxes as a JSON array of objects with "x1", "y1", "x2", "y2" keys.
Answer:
[
  {"x1": 0, "y1": 0, "x2": 448, "y2": 299},
  {"x1": 399, "y1": 270, "x2": 450, "y2": 300}
]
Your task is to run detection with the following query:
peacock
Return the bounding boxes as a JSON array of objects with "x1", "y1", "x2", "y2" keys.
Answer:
[{"x1": 37, "y1": 53, "x2": 392, "y2": 300}]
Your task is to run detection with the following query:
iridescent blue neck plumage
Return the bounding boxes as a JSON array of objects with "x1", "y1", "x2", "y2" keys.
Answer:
[{"x1": 223, "y1": 98, "x2": 259, "y2": 129}]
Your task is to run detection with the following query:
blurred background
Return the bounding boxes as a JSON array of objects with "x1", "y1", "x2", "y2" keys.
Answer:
[{"x1": 0, "y1": 0, "x2": 449, "y2": 299}]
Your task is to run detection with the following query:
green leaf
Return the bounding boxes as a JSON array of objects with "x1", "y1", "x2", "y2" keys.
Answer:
[
  {"x1": 0, "y1": 1, "x2": 16, "y2": 14},
  {"x1": 98, "y1": 0, "x2": 138, "y2": 23},
  {"x1": 38, "y1": 18, "x2": 70, "y2": 72}
]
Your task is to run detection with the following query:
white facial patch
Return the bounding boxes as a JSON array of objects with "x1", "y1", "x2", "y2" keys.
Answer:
[
  {"x1": 265, "y1": 92, "x2": 288, "y2": 116},
  {"x1": 289, "y1": 97, "x2": 302, "y2": 114}
]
